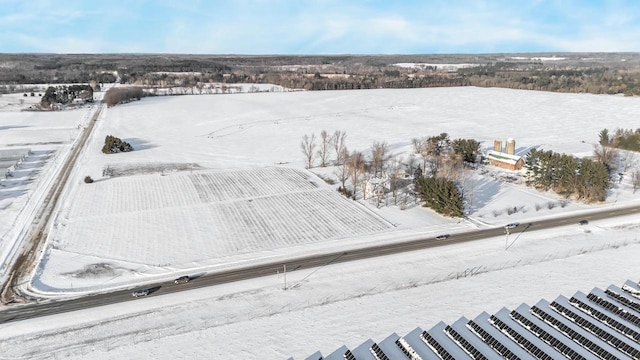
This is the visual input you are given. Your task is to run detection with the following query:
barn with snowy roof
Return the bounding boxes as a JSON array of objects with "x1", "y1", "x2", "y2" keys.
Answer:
[{"x1": 486, "y1": 139, "x2": 524, "y2": 171}]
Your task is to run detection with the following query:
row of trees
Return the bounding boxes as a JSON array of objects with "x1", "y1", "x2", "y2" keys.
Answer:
[
  {"x1": 300, "y1": 130, "x2": 348, "y2": 169},
  {"x1": 525, "y1": 149, "x2": 610, "y2": 202},
  {"x1": 600, "y1": 127, "x2": 640, "y2": 152},
  {"x1": 598, "y1": 128, "x2": 640, "y2": 193},
  {"x1": 459, "y1": 65, "x2": 640, "y2": 95},
  {"x1": 103, "y1": 87, "x2": 147, "y2": 107},
  {"x1": 411, "y1": 134, "x2": 482, "y2": 176}
]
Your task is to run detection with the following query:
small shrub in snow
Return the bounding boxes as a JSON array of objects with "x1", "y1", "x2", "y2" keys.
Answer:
[
  {"x1": 337, "y1": 186, "x2": 352, "y2": 198},
  {"x1": 535, "y1": 203, "x2": 542, "y2": 211},
  {"x1": 492, "y1": 209, "x2": 501, "y2": 217},
  {"x1": 102, "y1": 166, "x2": 114, "y2": 177},
  {"x1": 559, "y1": 199, "x2": 569, "y2": 208},
  {"x1": 547, "y1": 201, "x2": 556, "y2": 210}
]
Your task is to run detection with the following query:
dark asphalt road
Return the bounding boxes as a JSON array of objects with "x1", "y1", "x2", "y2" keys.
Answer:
[{"x1": 0, "y1": 204, "x2": 638, "y2": 324}]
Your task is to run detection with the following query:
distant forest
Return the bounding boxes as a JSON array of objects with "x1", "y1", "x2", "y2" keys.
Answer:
[{"x1": 2, "y1": 53, "x2": 640, "y2": 95}]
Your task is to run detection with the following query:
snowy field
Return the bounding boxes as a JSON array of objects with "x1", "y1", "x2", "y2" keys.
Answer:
[{"x1": 1, "y1": 86, "x2": 640, "y2": 358}]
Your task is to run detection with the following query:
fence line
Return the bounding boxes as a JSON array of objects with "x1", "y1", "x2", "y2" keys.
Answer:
[{"x1": 13, "y1": 237, "x2": 640, "y2": 358}]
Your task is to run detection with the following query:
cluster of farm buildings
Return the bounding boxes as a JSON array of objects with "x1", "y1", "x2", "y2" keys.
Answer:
[{"x1": 363, "y1": 138, "x2": 525, "y2": 198}]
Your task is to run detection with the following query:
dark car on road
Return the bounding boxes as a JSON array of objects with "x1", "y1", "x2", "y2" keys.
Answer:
[
  {"x1": 505, "y1": 222, "x2": 520, "y2": 230},
  {"x1": 174, "y1": 276, "x2": 191, "y2": 284},
  {"x1": 435, "y1": 234, "x2": 450, "y2": 241},
  {"x1": 578, "y1": 219, "x2": 589, "y2": 225}
]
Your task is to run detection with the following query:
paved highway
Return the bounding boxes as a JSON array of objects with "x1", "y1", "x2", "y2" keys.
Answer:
[
  {"x1": 0, "y1": 103, "x2": 105, "y2": 304},
  {"x1": 0, "y1": 203, "x2": 638, "y2": 324}
]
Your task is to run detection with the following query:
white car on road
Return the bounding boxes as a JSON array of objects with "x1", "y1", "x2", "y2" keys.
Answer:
[{"x1": 132, "y1": 289, "x2": 150, "y2": 297}]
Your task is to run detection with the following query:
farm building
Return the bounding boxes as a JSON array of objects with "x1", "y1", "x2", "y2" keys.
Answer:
[
  {"x1": 363, "y1": 173, "x2": 390, "y2": 199},
  {"x1": 485, "y1": 139, "x2": 524, "y2": 171}
]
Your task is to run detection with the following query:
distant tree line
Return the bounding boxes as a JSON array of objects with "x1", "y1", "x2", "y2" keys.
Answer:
[
  {"x1": 6, "y1": 53, "x2": 640, "y2": 96},
  {"x1": 459, "y1": 65, "x2": 640, "y2": 95},
  {"x1": 103, "y1": 87, "x2": 147, "y2": 107}
]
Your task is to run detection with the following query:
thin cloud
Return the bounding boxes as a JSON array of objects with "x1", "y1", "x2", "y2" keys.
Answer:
[{"x1": 2, "y1": 0, "x2": 640, "y2": 53}]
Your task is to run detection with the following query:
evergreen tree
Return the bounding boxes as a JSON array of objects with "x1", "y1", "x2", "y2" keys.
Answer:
[
  {"x1": 102, "y1": 135, "x2": 134, "y2": 154},
  {"x1": 577, "y1": 158, "x2": 610, "y2": 202},
  {"x1": 415, "y1": 177, "x2": 463, "y2": 217},
  {"x1": 598, "y1": 128, "x2": 610, "y2": 145},
  {"x1": 451, "y1": 138, "x2": 481, "y2": 164}
]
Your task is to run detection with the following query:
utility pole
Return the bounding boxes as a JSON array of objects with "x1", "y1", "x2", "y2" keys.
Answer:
[
  {"x1": 505, "y1": 228, "x2": 510, "y2": 250},
  {"x1": 283, "y1": 264, "x2": 287, "y2": 290}
]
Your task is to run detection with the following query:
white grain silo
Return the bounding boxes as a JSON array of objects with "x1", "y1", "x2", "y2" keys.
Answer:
[
  {"x1": 493, "y1": 140, "x2": 502, "y2": 152},
  {"x1": 506, "y1": 138, "x2": 516, "y2": 155}
]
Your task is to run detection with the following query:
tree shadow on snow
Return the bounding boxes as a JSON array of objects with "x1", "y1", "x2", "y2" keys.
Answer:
[
  {"x1": 123, "y1": 137, "x2": 157, "y2": 152},
  {"x1": 0, "y1": 125, "x2": 30, "y2": 131},
  {"x1": 470, "y1": 176, "x2": 502, "y2": 210}
]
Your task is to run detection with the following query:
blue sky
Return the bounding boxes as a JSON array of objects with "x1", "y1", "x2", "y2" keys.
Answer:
[{"x1": 1, "y1": 0, "x2": 639, "y2": 54}]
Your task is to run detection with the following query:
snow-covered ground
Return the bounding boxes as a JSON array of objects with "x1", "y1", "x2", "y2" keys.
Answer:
[{"x1": 1, "y1": 86, "x2": 639, "y2": 359}]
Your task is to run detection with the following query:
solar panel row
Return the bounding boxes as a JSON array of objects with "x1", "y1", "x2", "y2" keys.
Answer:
[
  {"x1": 549, "y1": 300, "x2": 640, "y2": 359},
  {"x1": 466, "y1": 320, "x2": 521, "y2": 360},
  {"x1": 443, "y1": 325, "x2": 488, "y2": 360},
  {"x1": 419, "y1": 331, "x2": 455, "y2": 360},
  {"x1": 302, "y1": 279, "x2": 640, "y2": 359}
]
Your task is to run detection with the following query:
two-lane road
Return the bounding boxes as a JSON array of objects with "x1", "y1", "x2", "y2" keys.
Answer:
[{"x1": 0, "y1": 203, "x2": 638, "y2": 324}]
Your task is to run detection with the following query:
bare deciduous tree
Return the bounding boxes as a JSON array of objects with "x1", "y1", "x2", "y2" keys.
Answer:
[
  {"x1": 412, "y1": 137, "x2": 429, "y2": 172},
  {"x1": 370, "y1": 140, "x2": 389, "y2": 177},
  {"x1": 317, "y1": 130, "x2": 331, "y2": 167},
  {"x1": 389, "y1": 156, "x2": 404, "y2": 204},
  {"x1": 439, "y1": 153, "x2": 463, "y2": 181},
  {"x1": 406, "y1": 153, "x2": 417, "y2": 177},
  {"x1": 632, "y1": 169, "x2": 640, "y2": 194},
  {"x1": 413, "y1": 136, "x2": 442, "y2": 175},
  {"x1": 593, "y1": 144, "x2": 619, "y2": 174},
  {"x1": 619, "y1": 151, "x2": 637, "y2": 172},
  {"x1": 347, "y1": 150, "x2": 366, "y2": 200},
  {"x1": 334, "y1": 147, "x2": 350, "y2": 191},
  {"x1": 332, "y1": 130, "x2": 347, "y2": 165},
  {"x1": 300, "y1": 134, "x2": 317, "y2": 169}
]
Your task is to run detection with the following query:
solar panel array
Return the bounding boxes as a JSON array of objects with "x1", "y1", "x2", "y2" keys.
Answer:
[{"x1": 303, "y1": 279, "x2": 640, "y2": 360}]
